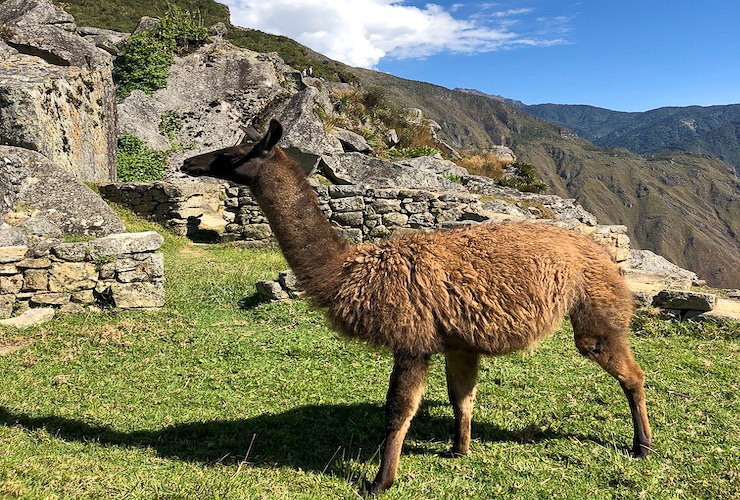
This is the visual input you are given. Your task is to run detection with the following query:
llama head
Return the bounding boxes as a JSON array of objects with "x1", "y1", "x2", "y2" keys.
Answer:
[{"x1": 182, "y1": 119, "x2": 284, "y2": 186}]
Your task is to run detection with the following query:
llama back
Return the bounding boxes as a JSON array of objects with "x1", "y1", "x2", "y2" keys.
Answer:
[{"x1": 327, "y1": 222, "x2": 628, "y2": 355}]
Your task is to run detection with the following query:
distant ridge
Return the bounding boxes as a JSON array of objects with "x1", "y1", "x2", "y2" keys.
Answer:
[
  {"x1": 455, "y1": 88, "x2": 526, "y2": 109},
  {"x1": 522, "y1": 102, "x2": 740, "y2": 175}
]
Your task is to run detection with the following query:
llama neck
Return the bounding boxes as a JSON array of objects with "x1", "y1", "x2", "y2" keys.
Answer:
[{"x1": 251, "y1": 149, "x2": 350, "y2": 295}]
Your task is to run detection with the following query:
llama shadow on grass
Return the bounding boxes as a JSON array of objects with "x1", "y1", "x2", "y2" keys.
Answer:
[{"x1": 0, "y1": 402, "x2": 613, "y2": 474}]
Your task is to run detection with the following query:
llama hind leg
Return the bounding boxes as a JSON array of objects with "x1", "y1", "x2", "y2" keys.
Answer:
[
  {"x1": 445, "y1": 349, "x2": 480, "y2": 456},
  {"x1": 573, "y1": 326, "x2": 652, "y2": 458},
  {"x1": 370, "y1": 353, "x2": 429, "y2": 494}
]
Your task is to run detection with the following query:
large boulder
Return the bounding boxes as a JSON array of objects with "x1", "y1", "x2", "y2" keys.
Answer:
[
  {"x1": 0, "y1": 0, "x2": 75, "y2": 31},
  {"x1": 276, "y1": 86, "x2": 343, "y2": 160},
  {"x1": 76, "y1": 26, "x2": 129, "y2": 56},
  {"x1": 0, "y1": 0, "x2": 116, "y2": 182},
  {"x1": 0, "y1": 147, "x2": 125, "y2": 237},
  {"x1": 320, "y1": 153, "x2": 463, "y2": 190},
  {"x1": 628, "y1": 249, "x2": 701, "y2": 283},
  {"x1": 117, "y1": 39, "x2": 291, "y2": 172}
]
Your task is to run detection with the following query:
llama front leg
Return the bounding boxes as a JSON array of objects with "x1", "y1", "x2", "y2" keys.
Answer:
[
  {"x1": 445, "y1": 349, "x2": 480, "y2": 456},
  {"x1": 370, "y1": 353, "x2": 430, "y2": 494}
]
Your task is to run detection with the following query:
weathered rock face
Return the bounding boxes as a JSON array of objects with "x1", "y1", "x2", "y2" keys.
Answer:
[
  {"x1": 117, "y1": 39, "x2": 292, "y2": 171},
  {"x1": 331, "y1": 127, "x2": 372, "y2": 153},
  {"x1": 0, "y1": 147, "x2": 125, "y2": 236},
  {"x1": 320, "y1": 153, "x2": 463, "y2": 191},
  {"x1": 76, "y1": 27, "x2": 129, "y2": 56},
  {"x1": 628, "y1": 250, "x2": 700, "y2": 283},
  {"x1": 0, "y1": 0, "x2": 75, "y2": 31},
  {"x1": 275, "y1": 87, "x2": 343, "y2": 159},
  {"x1": 0, "y1": 0, "x2": 116, "y2": 182}
]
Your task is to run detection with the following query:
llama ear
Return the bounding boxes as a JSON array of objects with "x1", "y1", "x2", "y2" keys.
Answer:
[
  {"x1": 248, "y1": 119, "x2": 283, "y2": 158},
  {"x1": 264, "y1": 119, "x2": 283, "y2": 150}
]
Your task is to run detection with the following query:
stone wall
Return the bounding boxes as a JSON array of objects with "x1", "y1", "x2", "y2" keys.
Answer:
[
  {"x1": 98, "y1": 181, "x2": 227, "y2": 237},
  {"x1": 0, "y1": 231, "x2": 165, "y2": 319},
  {"x1": 100, "y1": 181, "x2": 632, "y2": 264}
]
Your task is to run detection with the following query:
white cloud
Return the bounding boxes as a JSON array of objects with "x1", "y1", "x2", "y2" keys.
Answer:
[{"x1": 221, "y1": 0, "x2": 568, "y2": 68}]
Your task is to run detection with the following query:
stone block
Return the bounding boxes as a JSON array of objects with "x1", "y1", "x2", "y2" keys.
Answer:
[
  {"x1": 0, "y1": 307, "x2": 55, "y2": 329},
  {"x1": 48, "y1": 262, "x2": 97, "y2": 292},
  {"x1": 1, "y1": 274, "x2": 23, "y2": 294},
  {"x1": 242, "y1": 224, "x2": 273, "y2": 240},
  {"x1": 370, "y1": 199, "x2": 402, "y2": 214},
  {"x1": 51, "y1": 241, "x2": 89, "y2": 262},
  {"x1": 117, "y1": 254, "x2": 164, "y2": 283},
  {"x1": 408, "y1": 212, "x2": 436, "y2": 228},
  {"x1": 88, "y1": 232, "x2": 164, "y2": 260},
  {"x1": 256, "y1": 280, "x2": 289, "y2": 301},
  {"x1": 0, "y1": 264, "x2": 18, "y2": 275},
  {"x1": 332, "y1": 211, "x2": 364, "y2": 228},
  {"x1": 383, "y1": 213, "x2": 409, "y2": 227},
  {"x1": 0, "y1": 246, "x2": 27, "y2": 264},
  {"x1": 21, "y1": 270, "x2": 47, "y2": 291},
  {"x1": 403, "y1": 202, "x2": 428, "y2": 214},
  {"x1": 110, "y1": 282, "x2": 164, "y2": 309},
  {"x1": 16, "y1": 257, "x2": 52, "y2": 269},
  {"x1": 0, "y1": 294, "x2": 14, "y2": 319},
  {"x1": 652, "y1": 290, "x2": 717, "y2": 312},
  {"x1": 329, "y1": 196, "x2": 365, "y2": 213},
  {"x1": 72, "y1": 289, "x2": 95, "y2": 304},
  {"x1": 335, "y1": 228, "x2": 363, "y2": 242},
  {"x1": 30, "y1": 292, "x2": 70, "y2": 306}
]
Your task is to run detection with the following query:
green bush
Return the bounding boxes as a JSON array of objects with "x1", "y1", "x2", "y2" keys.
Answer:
[
  {"x1": 498, "y1": 162, "x2": 548, "y2": 193},
  {"x1": 116, "y1": 135, "x2": 168, "y2": 182},
  {"x1": 113, "y1": 33, "x2": 173, "y2": 97},
  {"x1": 386, "y1": 145, "x2": 441, "y2": 159},
  {"x1": 158, "y1": 5, "x2": 208, "y2": 54},
  {"x1": 113, "y1": 6, "x2": 208, "y2": 98},
  {"x1": 159, "y1": 111, "x2": 183, "y2": 145}
]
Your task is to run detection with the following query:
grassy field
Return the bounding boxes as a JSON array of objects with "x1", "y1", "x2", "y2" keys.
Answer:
[{"x1": 1, "y1": 212, "x2": 738, "y2": 498}]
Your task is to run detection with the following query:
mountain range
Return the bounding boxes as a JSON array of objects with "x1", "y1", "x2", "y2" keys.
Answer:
[{"x1": 57, "y1": 0, "x2": 740, "y2": 288}]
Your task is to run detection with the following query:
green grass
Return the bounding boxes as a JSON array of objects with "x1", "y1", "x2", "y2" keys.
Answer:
[{"x1": 1, "y1": 211, "x2": 738, "y2": 498}]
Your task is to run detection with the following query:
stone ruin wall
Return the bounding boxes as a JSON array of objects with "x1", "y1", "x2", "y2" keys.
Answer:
[
  {"x1": 0, "y1": 232, "x2": 165, "y2": 319},
  {"x1": 99, "y1": 182, "x2": 632, "y2": 264}
]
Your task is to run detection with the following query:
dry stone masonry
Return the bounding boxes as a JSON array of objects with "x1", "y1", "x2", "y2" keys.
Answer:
[{"x1": 0, "y1": 231, "x2": 165, "y2": 320}]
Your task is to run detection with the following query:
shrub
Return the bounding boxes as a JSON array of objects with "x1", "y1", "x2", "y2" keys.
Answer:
[
  {"x1": 113, "y1": 6, "x2": 208, "y2": 98},
  {"x1": 158, "y1": 5, "x2": 208, "y2": 55},
  {"x1": 114, "y1": 33, "x2": 173, "y2": 97},
  {"x1": 386, "y1": 145, "x2": 441, "y2": 159},
  {"x1": 116, "y1": 135, "x2": 167, "y2": 182},
  {"x1": 457, "y1": 152, "x2": 509, "y2": 180},
  {"x1": 159, "y1": 111, "x2": 183, "y2": 146}
]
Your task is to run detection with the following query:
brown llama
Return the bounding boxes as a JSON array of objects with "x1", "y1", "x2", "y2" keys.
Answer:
[{"x1": 182, "y1": 119, "x2": 652, "y2": 494}]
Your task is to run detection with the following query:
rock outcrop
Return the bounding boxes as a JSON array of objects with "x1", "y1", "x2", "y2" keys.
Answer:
[
  {"x1": 0, "y1": 0, "x2": 116, "y2": 182},
  {"x1": 117, "y1": 39, "x2": 293, "y2": 171},
  {"x1": 1, "y1": 147, "x2": 125, "y2": 238}
]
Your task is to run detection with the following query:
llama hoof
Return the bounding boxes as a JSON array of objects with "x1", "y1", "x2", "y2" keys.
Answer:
[
  {"x1": 631, "y1": 442, "x2": 651, "y2": 458},
  {"x1": 360, "y1": 478, "x2": 388, "y2": 496}
]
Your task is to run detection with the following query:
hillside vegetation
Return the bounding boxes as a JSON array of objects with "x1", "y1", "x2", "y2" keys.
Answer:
[{"x1": 55, "y1": 0, "x2": 229, "y2": 32}]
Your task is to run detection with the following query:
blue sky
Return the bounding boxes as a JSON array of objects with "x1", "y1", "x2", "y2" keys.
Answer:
[{"x1": 223, "y1": 1, "x2": 740, "y2": 112}]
